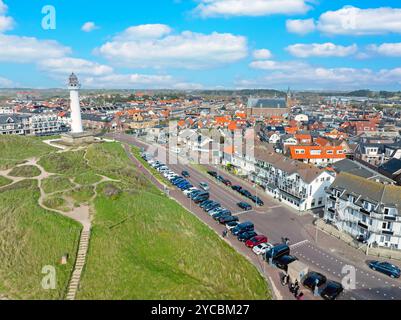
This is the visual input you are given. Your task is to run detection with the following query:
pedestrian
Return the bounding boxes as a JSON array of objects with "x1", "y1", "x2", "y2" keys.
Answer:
[{"x1": 222, "y1": 230, "x2": 228, "y2": 238}]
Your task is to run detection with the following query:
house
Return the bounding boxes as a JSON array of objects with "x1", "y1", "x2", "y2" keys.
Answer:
[
  {"x1": 324, "y1": 173, "x2": 401, "y2": 250},
  {"x1": 281, "y1": 134, "x2": 298, "y2": 146},
  {"x1": 295, "y1": 133, "x2": 312, "y2": 145},
  {"x1": 0, "y1": 115, "x2": 29, "y2": 135},
  {"x1": 331, "y1": 158, "x2": 395, "y2": 185},
  {"x1": 288, "y1": 145, "x2": 346, "y2": 166},
  {"x1": 249, "y1": 145, "x2": 335, "y2": 211},
  {"x1": 379, "y1": 159, "x2": 401, "y2": 186}
]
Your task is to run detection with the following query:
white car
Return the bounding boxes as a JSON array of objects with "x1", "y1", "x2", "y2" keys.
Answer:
[
  {"x1": 226, "y1": 221, "x2": 240, "y2": 231},
  {"x1": 183, "y1": 187, "x2": 198, "y2": 196},
  {"x1": 252, "y1": 243, "x2": 273, "y2": 255}
]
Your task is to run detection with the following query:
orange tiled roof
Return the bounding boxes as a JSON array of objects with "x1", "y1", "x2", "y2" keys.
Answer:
[{"x1": 289, "y1": 145, "x2": 346, "y2": 160}]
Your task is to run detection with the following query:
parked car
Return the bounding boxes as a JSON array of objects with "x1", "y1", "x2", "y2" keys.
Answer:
[
  {"x1": 199, "y1": 182, "x2": 210, "y2": 191},
  {"x1": 253, "y1": 243, "x2": 273, "y2": 255},
  {"x1": 264, "y1": 244, "x2": 290, "y2": 262},
  {"x1": 199, "y1": 200, "x2": 214, "y2": 209},
  {"x1": 237, "y1": 202, "x2": 252, "y2": 211},
  {"x1": 356, "y1": 234, "x2": 368, "y2": 244},
  {"x1": 189, "y1": 190, "x2": 202, "y2": 199},
  {"x1": 250, "y1": 196, "x2": 264, "y2": 206},
  {"x1": 226, "y1": 221, "x2": 240, "y2": 231},
  {"x1": 238, "y1": 231, "x2": 258, "y2": 242},
  {"x1": 246, "y1": 235, "x2": 268, "y2": 248},
  {"x1": 213, "y1": 211, "x2": 231, "y2": 220},
  {"x1": 205, "y1": 202, "x2": 221, "y2": 212},
  {"x1": 219, "y1": 215, "x2": 238, "y2": 224},
  {"x1": 231, "y1": 221, "x2": 254, "y2": 236},
  {"x1": 232, "y1": 185, "x2": 242, "y2": 192},
  {"x1": 369, "y1": 261, "x2": 401, "y2": 278},
  {"x1": 207, "y1": 171, "x2": 218, "y2": 177},
  {"x1": 182, "y1": 171, "x2": 190, "y2": 178},
  {"x1": 183, "y1": 187, "x2": 197, "y2": 196},
  {"x1": 320, "y1": 281, "x2": 344, "y2": 300},
  {"x1": 275, "y1": 255, "x2": 298, "y2": 271},
  {"x1": 222, "y1": 179, "x2": 232, "y2": 186},
  {"x1": 209, "y1": 207, "x2": 225, "y2": 216},
  {"x1": 193, "y1": 192, "x2": 210, "y2": 204},
  {"x1": 302, "y1": 272, "x2": 327, "y2": 292},
  {"x1": 217, "y1": 175, "x2": 225, "y2": 182},
  {"x1": 240, "y1": 189, "x2": 252, "y2": 198}
]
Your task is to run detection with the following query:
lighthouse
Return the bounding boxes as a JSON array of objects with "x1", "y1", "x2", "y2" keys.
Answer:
[{"x1": 68, "y1": 73, "x2": 83, "y2": 134}]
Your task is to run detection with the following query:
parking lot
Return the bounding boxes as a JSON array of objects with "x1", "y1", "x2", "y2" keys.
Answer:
[{"x1": 111, "y1": 133, "x2": 401, "y2": 301}]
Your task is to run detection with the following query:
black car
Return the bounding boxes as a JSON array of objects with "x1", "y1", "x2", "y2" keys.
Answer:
[
  {"x1": 250, "y1": 196, "x2": 264, "y2": 206},
  {"x1": 302, "y1": 272, "x2": 327, "y2": 292},
  {"x1": 222, "y1": 179, "x2": 232, "y2": 186},
  {"x1": 232, "y1": 185, "x2": 242, "y2": 192},
  {"x1": 238, "y1": 231, "x2": 258, "y2": 242},
  {"x1": 240, "y1": 189, "x2": 252, "y2": 198},
  {"x1": 182, "y1": 171, "x2": 190, "y2": 178},
  {"x1": 369, "y1": 261, "x2": 401, "y2": 278},
  {"x1": 320, "y1": 281, "x2": 344, "y2": 300},
  {"x1": 217, "y1": 175, "x2": 225, "y2": 182},
  {"x1": 213, "y1": 210, "x2": 231, "y2": 221},
  {"x1": 219, "y1": 215, "x2": 238, "y2": 224},
  {"x1": 207, "y1": 171, "x2": 218, "y2": 177},
  {"x1": 199, "y1": 200, "x2": 213, "y2": 209},
  {"x1": 274, "y1": 255, "x2": 298, "y2": 271},
  {"x1": 237, "y1": 202, "x2": 252, "y2": 211}
]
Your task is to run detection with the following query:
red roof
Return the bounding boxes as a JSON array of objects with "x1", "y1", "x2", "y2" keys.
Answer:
[{"x1": 289, "y1": 145, "x2": 346, "y2": 160}]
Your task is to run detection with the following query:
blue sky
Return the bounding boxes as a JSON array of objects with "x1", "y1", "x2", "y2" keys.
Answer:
[{"x1": 1, "y1": 0, "x2": 401, "y2": 90}]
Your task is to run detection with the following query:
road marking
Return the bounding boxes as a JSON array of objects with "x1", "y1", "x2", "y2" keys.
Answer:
[{"x1": 290, "y1": 240, "x2": 309, "y2": 249}]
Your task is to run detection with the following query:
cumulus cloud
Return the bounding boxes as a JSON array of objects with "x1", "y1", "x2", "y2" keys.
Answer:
[
  {"x1": 96, "y1": 24, "x2": 248, "y2": 69},
  {"x1": 0, "y1": 34, "x2": 71, "y2": 63},
  {"x1": 286, "y1": 43, "x2": 358, "y2": 58},
  {"x1": 0, "y1": 0, "x2": 14, "y2": 32},
  {"x1": 80, "y1": 73, "x2": 203, "y2": 90},
  {"x1": 367, "y1": 43, "x2": 401, "y2": 57},
  {"x1": 193, "y1": 0, "x2": 312, "y2": 18},
  {"x1": 286, "y1": 18, "x2": 315, "y2": 35},
  {"x1": 81, "y1": 22, "x2": 99, "y2": 32},
  {"x1": 39, "y1": 57, "x2": 113, "y2": 76},
  {"x1": 293, "y1": 6, "x2": 401, "y2": 36},
  {"x1": 253, "y1": 49, "x2": 272, "y2": 60},
  {"x1": 244, "y1": 59, "x2": 401, "y2": 89}
]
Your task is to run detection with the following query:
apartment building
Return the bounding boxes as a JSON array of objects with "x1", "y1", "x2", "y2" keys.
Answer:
[
  {"x1": 0, "y1": 115, "x2": 29, "y2": 135},
  {"x1": 324, "y1": 173, "x2": 401, "y2": 250},
  {"x1": 226, "y1": 144, "x2": 335, "y2": 211},
  {"x1": 288, "y1": 145, "x2": 346, "y2": 166}
]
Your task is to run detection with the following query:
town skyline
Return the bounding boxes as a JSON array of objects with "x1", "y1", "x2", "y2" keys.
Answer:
[{"x1": 1, "y1": 0, "x2": 401, "y2": 90}]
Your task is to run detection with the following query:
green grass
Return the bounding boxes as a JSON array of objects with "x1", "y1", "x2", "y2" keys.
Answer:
[
  {"x1": 65, "y1": 186, "x2": 95, "y2": 205},
  {"x1": 8, "y1": 165, "x2": 41, "y2": 178},
  {"x1": 77, "y1": 143, "x2": 270, "y2": 300},
  {"x1": 0, "y1": 180, "x2": 81, "y2": 299},
  {"x1": 0, "y1": 135, "x2": 55, "y2": 170},
  {"x1": 131, "y1": 146, "x2": 173, "y2": 187},
  {"x1": 74, "y1": 172, "x2": 102, "y2": 185},
  {"x1": 38, "y1": 150, "x2": 89, "y2": 176},
  {"x1": 0, "y1": 175, "x2": 12, "y2": 187},
  {"x1": 43, "y1": 195, "x2": 70, "y2": 212},
  {"x1": 42, "y1": 176, "x2": 74, "y2": 194}
]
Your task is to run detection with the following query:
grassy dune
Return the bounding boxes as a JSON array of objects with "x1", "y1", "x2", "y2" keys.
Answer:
[{"x1": 0, "y1": 180, "x2": 81, "y2": 299}]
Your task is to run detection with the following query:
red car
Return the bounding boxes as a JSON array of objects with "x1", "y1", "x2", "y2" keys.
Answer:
[{"x1": 246, "y1": 236, "x2": 268, "y2": 248}]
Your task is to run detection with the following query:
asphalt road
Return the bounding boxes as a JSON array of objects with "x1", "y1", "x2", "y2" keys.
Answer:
[{"x1": 108, "y1": 133, "x2": 401, "y2": 301}]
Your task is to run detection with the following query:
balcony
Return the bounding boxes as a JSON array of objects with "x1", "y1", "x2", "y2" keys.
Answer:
[
  {"x1": 384, "y1": 215, "x2": 397, "y2": 222},
  {"x1": 382, "y1": 230, "x2": 394, "y2": 236},
  {"x1": 328, "y1": 208, "x2": 335, "y2": 214},
  {"x1": 358, "y1": 221, "x2": 368, "y2": 230},
  {"x1": 360, "y1": 208, "x2": 371, "y2": 216}
]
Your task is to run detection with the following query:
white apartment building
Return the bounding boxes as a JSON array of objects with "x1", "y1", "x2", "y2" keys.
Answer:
[
  {"x1": 324, "y1": 172, "x2": 401, "y2": 250},
  {"x1": 224, "y1": 144, "x2": 335, "y2": 211}
]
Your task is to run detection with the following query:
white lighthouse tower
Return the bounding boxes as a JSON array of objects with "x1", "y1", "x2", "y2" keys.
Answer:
[{"x1": 68, "y1": 73, "x2": 83, "y2": 134}]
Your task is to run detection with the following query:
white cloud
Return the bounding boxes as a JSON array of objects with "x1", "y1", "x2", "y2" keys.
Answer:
[
  {"x1": 0, "y1": 0, "x2": 14, "y2": 32},
  {"x1": 194, "y1": 0, "x2": 312, "y2": 18},
  {"x1": 115, "y1": 24, "x2": 172, "y2": 40},
  {"x1": 80, "y1": 73, "x2": 203, "y2": 90},
  {"x1": 81, "y1": 22, "x2": 99, "y2": 32},
  {"x1": 293, "y1": 6, "x2": 401, "y2": 36},
  {"x1": 286, "y1": 18, "x2": 315, "y2": 35},
  {"x1": 96, "y1": 24, "x2": 248, "y2": 69},
  {"x1": 253, "y1": 49, "x2": 272, "y2": 60},
  {"x1": 244, "y1": 59, "x2": 401, "y2": 89},
  {"x1": 367, "y1": 43, "x2": 401, "y2": 57},
  {"x1": 250, "y1": 60, "x2": 308, "y2": 71},
  {"x1": 286, "y1": 43, "x2": 358, "y2": 58},
  {"x1": 0, "y1": 34, "x2": 71, "y2": 63},
  {"x1": 39, "y1": 58, "x2": 113, "y2": 76},
  {"x1": 0, "y1": 76, "x2": 14, "y2": 87}
]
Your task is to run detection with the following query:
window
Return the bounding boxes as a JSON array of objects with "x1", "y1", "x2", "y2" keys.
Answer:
[
  {"x1": 382, "y1": 222, "x2": 392, "y2": 230},
  {"x1": 295, "y1": 149, "x2": 305, "y2": 154},
  {"x1": 327, "y1": 150, "x2": 334, "y2": 155},
  {"x1": 318, "y1": 197, "x2": 323, "y2": 205}
]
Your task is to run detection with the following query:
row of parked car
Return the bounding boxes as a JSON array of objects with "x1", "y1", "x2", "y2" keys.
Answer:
[
  {"x1": 207, "y1": 171, "x2": 265, "y2": 208},
  {"x1": 143, "y1": 154, "x2": 347, "y2": 300}
]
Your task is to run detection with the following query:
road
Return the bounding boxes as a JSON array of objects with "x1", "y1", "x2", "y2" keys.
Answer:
[{"x1": 109, "y1": 132, "x2": 401, "y2": 301}]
